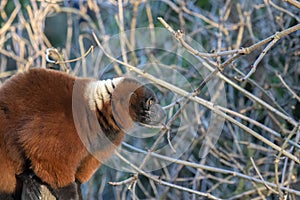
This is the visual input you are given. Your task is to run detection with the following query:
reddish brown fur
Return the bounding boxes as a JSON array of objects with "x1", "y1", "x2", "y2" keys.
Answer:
[{"x1": 0, "y1": 68, "x2": 126, "y2": 194}]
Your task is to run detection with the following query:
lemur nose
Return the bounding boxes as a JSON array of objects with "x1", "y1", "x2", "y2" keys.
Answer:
[{"x1": 149, "y1": 104, "x2": 166, "y2": 124}]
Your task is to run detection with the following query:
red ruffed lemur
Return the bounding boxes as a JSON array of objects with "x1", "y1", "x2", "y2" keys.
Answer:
[{"x1": 0, "y1": 68, "x2": 165, "y2": 200}]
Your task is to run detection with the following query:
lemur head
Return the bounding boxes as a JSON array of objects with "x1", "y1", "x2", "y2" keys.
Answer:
[
  {"x1": 111, "y1": 78, "x2": 165, "y2": 128},
  {"x1": 128, "y1": 84, "x2": 165, "y2": 125},
  {"x1": 87, "y1": 77, "x2": 165, "y2": 133}
]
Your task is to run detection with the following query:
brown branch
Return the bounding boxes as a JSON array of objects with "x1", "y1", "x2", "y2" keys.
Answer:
[{"x1": 283, "y1": 0, "x2": 300, "y2": 8}]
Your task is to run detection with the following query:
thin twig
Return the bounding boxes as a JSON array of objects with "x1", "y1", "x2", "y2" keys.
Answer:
[
  {"x1": 109, "y1": 175, "x2": 138, "y2": 186},
  {"x1": 250, "y1": 157, "x2": 279, "y2": 194},
  {"x1": 238, "y1": 33, "x2": 280, "y2": 81},
  {"x1": 45, "y1": 46, "x2": 94, "y2": 73},
  {"x1": 276, "y1": 71, "x2": 300, "y2": 103},
  {"x1": 117, "y1": 0, "x2": 128, "y2": 65}
]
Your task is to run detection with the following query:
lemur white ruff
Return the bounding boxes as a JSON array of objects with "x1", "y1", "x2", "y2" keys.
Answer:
[{"x1": 0, "y1": 68, "x2": 164, "y2": 200}]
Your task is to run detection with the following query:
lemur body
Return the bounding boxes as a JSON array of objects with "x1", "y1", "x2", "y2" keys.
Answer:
[{"x1": 0, "y1": 68, "x2": 164, "y2": 199}]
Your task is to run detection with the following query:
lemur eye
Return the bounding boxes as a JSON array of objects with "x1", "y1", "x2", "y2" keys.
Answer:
[{"x1": 147, "y1": 98, "x2": 154, "y2": 106}]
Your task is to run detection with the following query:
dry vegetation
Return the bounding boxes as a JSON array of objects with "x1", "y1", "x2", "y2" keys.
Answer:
[{"x1": 1, "y1": 0, "x2": 300, "y2": 199}]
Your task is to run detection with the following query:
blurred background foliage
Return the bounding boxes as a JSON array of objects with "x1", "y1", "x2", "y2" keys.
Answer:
[{"x1": 0, "y1": 0, "x2": 300, "y2": 199}]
